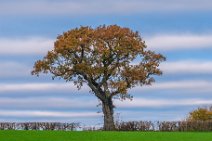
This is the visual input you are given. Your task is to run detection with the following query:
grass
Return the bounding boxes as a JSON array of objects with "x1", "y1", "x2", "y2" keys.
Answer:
[{"x1": 0, "y1": 130, "x2": 211, "y2": 141}]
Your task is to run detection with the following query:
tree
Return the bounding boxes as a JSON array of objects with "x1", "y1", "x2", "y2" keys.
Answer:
[
  {"x1": 32, "y1": 25, "x2": 165, "y2": 130},
  {"x1": 187, "y1": 106, "x2": 212, "y2": 121}
]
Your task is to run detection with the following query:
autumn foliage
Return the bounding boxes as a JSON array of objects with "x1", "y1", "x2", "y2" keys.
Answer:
[
  {"x1": 187, "y1": 106, "x2": 212, "y2": 121},
  {"x1": 32, "y1": 25, "x2": 165, "y2": 130}
]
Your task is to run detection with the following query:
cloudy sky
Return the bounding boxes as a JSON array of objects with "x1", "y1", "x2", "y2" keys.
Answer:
[{"x1": 0, "y1": 0, "x2": 212, "y2": 126}]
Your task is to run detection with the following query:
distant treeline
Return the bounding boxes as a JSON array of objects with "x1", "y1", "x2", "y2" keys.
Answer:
[
  {"x1": 0, "y1": 122, "x2": 80, "y2": 131},
  {"x1": 85, "y1": 120, "x2": 212, "y2": 131},
  {"x1": 0, "y1": 121, "x2": 211, "y2": 131},
  {"x1": 115, "y1": 120, "x2": 212, "y2": 132}
]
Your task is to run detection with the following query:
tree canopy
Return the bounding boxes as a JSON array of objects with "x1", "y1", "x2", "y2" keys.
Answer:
[
  {"x1": 32, "y1": 25, "x2": 165, "y2": 100},
  {"x1": 188, "y1": 106, "x2": 212, "y2": 121}
]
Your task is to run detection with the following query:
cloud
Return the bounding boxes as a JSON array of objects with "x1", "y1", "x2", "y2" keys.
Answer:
[
  {"x1": 0, "y1": 38, "x2": 53, "y2": 55},
  {"x1": 0, "y1": 83, "x2": 84, "y2": 92},
  {"x1": 0, "y1": 95, "x2": 211, "y2": 110},
  {"x1": 132, "y1": 60, "x2": 212, "y2": 74},
  {"x1": 146, "y1": 34, "x2": 212, "y2": 51},
  {"x1": 1, "y1": 80, "x2": 212, "y2": 94},
  {"x1": 1, "y1": 34, "x2": 212, "y2": 55},
  {"x1": 160, "y1": 60, "x2": 212, "y2": 74},
  {"x1": 0, "y1": 110, "x2": 99, "y2": 118},
  {"x1": 0, "y1": 0, "x2": 212, "y2": 16},
  {"x1": 115, "y1": 98, "x2": 212, "y2": 108},
  {"x1": 132, "y1": 80, "x2": 212, "y2": 93},
  {"x1": 0, "y1": 97, "x2": 96, "y2": 109}
]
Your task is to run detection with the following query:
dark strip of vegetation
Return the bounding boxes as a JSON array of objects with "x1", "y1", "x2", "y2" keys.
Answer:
[
  {"x1": 115, "y1": 120, "x2": 212, "y2": 132},
  {"x1": 0, "y1": 122, "x2": 80, "y2": 131},
  {"x1": 0, "y1": 120, "x2": 211, "y2": 131}
]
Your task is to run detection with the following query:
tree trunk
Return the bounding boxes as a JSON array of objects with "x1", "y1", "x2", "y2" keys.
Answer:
[{"x1": 102, "y1": 97, "x2": 116, "y2": 130}]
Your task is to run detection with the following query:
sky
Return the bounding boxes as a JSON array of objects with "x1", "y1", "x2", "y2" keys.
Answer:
[{"x1": 0, "y1": 0, "x2": 212, "y2": 126}]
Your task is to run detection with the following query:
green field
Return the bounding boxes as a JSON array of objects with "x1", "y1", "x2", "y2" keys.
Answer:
[{"x1": 0, "y1": 131, "x2": 211, "y2": 141}]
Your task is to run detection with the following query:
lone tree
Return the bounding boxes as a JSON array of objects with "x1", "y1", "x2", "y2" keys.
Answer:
[{"x1": 32, "y1": 25, "x2": 165, "y2": 130}]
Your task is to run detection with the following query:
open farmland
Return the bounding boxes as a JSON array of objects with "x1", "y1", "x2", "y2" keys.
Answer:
[{"x1": 0, "y1": 131, "x2": 211, "y2": 141}]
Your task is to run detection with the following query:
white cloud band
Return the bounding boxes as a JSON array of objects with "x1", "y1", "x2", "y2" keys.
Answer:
[
  {"x1": 1, "y1": 79, "x2": 212, "y2": 93},
  {"x1": 1, "y1": 34, "x2": 212, "y2": 55},
  {"x1": 0, "y1": 110, "x2": 99, "y2": 118},
  {"x1": 161, "y1": 61, "x2": 212, "y2": 74},
  {"x1": 0, "y1": 83, "x2": 73, "y2": 92},
  {"x1": 0, "y1": 97, "x2": 96, "y2": 109},
  {"x1": 146, "y1": 34, "x2": 212, "y2": 51},
  {"x1": 140, "y1": 80, "x2": 212, "y2": 91},
  {"x1": 116, "y1": 98, "x2": 212, "y2": 108},
  {"x1": 0, "y1": 96, "x2": 211, "y2": 110},
  {"x1": 0, "y1": 38, "x2": 53, "y2": 55}
]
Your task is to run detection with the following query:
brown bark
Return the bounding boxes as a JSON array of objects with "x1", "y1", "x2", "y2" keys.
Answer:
[{"x1": 102, "y1": 97, "x2": 116, "y2": 130}]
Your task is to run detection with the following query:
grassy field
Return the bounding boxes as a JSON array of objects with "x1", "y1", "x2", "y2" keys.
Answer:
[{"x1": 0, "y1": 130, "x2": 211, "y2": 141}]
